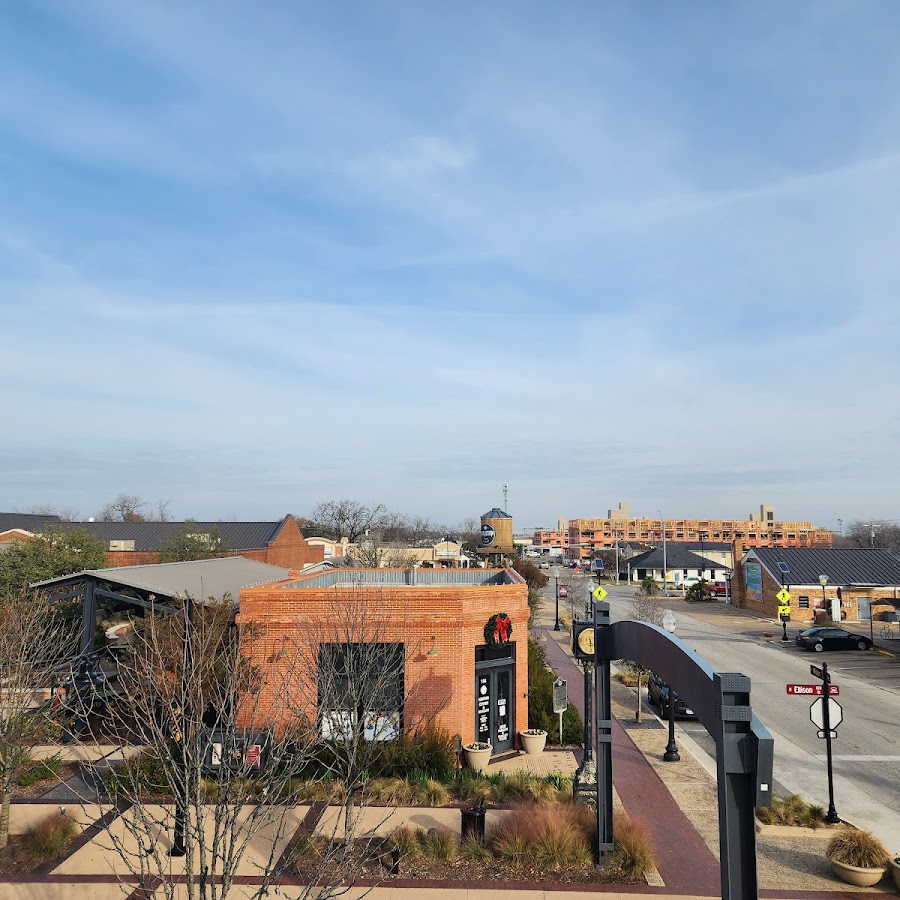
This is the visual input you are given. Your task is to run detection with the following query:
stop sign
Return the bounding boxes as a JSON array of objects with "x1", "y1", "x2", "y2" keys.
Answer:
[{"x1": 809, "y1": 697, "x2": 843, "y2": 730}]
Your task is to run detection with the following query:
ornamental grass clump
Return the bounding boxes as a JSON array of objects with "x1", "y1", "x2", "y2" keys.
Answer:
[
  {"x1": 607, "y1": 814, "x2": 657, "y2": 880},
  {"x1": 757, "y1": 793, "x2": 826, "y2": 828},
  {"x1": 827, "y1": 827, "x2": 890, "y2": 869},
  {"x1": 23, "y1": 811, "x2": 78, "y2": 862},
  {"x1": 490, "y1": 804, "x2": 592, "y2": 870}
]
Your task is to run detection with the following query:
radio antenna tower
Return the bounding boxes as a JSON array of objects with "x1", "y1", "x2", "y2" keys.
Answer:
[{"x1": 502, "y1": 483, "x2": 509, "y2": 511}]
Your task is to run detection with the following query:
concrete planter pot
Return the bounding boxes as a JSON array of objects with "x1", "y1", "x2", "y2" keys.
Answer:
[
  {"x1": 520, "y1": 730, "x2": 547, "y2": 755},
  {"x1": 463, "y1": 743, "x2": 492, "y2": 773},
  {"x1": 890, "y1": 857, "x2": 900, "y2": 891},
  {"x1": 829, "y1": 859, "x2": 885, "y2": 887}
]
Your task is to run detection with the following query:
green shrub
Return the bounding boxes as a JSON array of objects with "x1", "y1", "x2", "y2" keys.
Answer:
[
  {"x1": 23, "y1": 811, "x2": 77, "y2": 861},
  {"x1": 105, "y1": 750, "x2": 170, "y2": 797},
  {"x1": 415, "y1": 778, "x2": 450, "y2": 807},
  {"x1": 372, "y1": 727, "x2": 455, "y2": 781},
  {"x1": 459, "y1": 834, "x2": 490, "y2": 861},
  {"x1": 756, "y1": 794, "x2": 826, "y2": 827},
  {"x1": 17, "y1": 756, "x2": 64, "y2": 787},
  {"x1": 607, "y1": 814, "x2": 656, "y2": 879},
  {"x1": 528, "y1": 638, "x2": 584, "y2": 743}
]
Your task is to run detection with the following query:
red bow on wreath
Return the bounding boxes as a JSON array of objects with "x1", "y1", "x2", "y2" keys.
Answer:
[{"x1": 484, "y1": 612, "x2": 512, "y2": 646}]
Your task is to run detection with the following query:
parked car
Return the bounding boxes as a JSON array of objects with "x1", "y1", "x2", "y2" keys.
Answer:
[
  {"x1": 708, "y1": 581, "x2": 729, "y2": 596},
  {"x1": 539, "y1": 561, "x2": 550, "y2": 570},
  {"x1": 795, "y1": 627, "x2": 872, "y2": 652},
  {"x1": 646, "y1": 672, "x2": 696, "y2": 719}
]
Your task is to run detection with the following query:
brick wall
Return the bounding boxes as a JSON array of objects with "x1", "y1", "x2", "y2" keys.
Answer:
[{"x1": 236, "y1": 570, "x2": 530, "y2": 750}]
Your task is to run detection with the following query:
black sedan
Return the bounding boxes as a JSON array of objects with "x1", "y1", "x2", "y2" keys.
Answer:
[
  {"x1": 795, "y1": 627, "x2": 872, "y2": 652},
  {"x1": 647, "y1": 672, "x2": 696, "y2": 719}
]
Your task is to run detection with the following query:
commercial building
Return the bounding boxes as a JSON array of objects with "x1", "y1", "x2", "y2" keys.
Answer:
[
  {"x1": 731, "y1": 545, "x2": 900, "y2": 623},
  {"x1": 238, "y1": 566, "x2": 530, "y2": 756}
]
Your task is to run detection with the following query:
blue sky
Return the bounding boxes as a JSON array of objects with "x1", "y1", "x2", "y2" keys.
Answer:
[{"x1": 2, "y1": 2, "x2": 900, "y2": 530}]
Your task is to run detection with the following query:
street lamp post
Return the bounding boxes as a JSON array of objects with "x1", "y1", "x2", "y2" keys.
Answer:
[
  {"x1": 554, "y1": 571, "x2": 561, "y2": 632},
  {"x1": 699, "y1": 532, "x2": 706, "y2": 581},
  {"x1": 658, "y1": 511, "x2": 667, "y2": 594},
  {"x1": 819, "y1": 574, "x2": 829, "y2": 621},
  {"x1": 662, "y1": 610, "x2": 680, "y2": 762}
]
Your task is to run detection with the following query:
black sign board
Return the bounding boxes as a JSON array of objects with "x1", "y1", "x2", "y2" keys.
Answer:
[{"x1": 810, "y1": 664, "x2": 825, "y2": 680}]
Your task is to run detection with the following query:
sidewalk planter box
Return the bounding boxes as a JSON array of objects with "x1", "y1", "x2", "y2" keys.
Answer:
[
  {"x1": 463, "y1": 742, "x2": 492, "y2": 773},
  {"x1": 519, "y1": 729, "x2": 547, "y2": 755}
]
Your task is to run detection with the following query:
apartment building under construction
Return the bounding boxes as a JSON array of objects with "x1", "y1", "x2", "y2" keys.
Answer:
[{"x1": 534, "y1": 503, "x2": 833, "y2": 560}]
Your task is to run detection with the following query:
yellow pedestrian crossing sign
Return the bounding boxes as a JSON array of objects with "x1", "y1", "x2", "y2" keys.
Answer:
[
  {"x1": 776, "y1": 588, "x2": 792, "y2": 604},
  {"x1": 592, "y1": 585, "x2": 608, "y2": 602}
]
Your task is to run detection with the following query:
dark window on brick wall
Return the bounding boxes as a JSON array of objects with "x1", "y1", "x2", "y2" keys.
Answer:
[{"x1": 798, "y1": 596, "x2": 810, "y2": 609}]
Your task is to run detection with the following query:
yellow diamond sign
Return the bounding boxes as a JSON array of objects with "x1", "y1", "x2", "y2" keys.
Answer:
[
  {"x1": 592, "y1": 585, "x2": 608, "y2": 602},
  {"x1": 776, "y1": 588, "x2": 792, "y2": 604}
]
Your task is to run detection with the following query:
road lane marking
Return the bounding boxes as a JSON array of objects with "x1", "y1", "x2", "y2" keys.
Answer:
[{"x1": 814, "y1": 755, "x2": 900, "y2": 762}]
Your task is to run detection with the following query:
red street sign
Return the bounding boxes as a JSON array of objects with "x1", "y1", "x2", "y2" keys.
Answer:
[
  {"x1": 786, "y1": 684, "x2": 839, "y2": 696},
  {"x1": 558, "y1": 586, "x2": 568, "y2": 597},
  {"x1": 245, "y1": 744, "x2": 262, "y2": 768}
]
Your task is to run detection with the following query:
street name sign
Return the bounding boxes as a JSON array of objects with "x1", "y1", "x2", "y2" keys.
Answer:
[
  {"x1": 810, "y1": 697, "x2": 843, "y2": 730},
  {"x1": 592, "y1": 585, "x2": 608, "y2": 602},
  {"x1": 776, "y1": 588, "x2": 792, "y2": 604},
  {"x1": 786, "y1": 684, "x2": 839, "y2": 696},
  {"x1": 810, "y1": 664, "x2": 826, "y2": 680}
]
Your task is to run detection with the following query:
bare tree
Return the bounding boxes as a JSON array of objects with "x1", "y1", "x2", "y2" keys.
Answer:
[
  {"x1": 19, "y1": 504, "x2": 79, "y2": 521},
  {"x1": 68, "y1": 587, "x2": 445, "y2": 899},
  {"x1": 846, "y1": 520, "x2": 900, "y2": 551},
  {"x1": 98, "y1": 494, "x2": 149, "y2": 522},
  {"x1": 341, "y1": 541, "x2": 418, "y2": 569},
  {"x1": 622, "y1": 593, "x2": 666, "y2": 723},
  {"x1": 453, "y1": 517, "x2": 481, "y2": 552},
  {"x1": 0, "y1": 591, "x2": 77, "y2": 848},
  {"x1": 309, "y1": 500, "x2": 387, "y2": 543}
]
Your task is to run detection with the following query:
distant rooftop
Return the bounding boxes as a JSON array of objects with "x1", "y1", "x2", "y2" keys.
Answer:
[{"x1": 280, "y1": 568, "x2": 517, "y2": 589}]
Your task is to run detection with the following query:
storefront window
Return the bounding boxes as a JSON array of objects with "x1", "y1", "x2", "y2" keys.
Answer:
[{"x1": 318, "y1": 642, "x2": 404, "y2": 741}]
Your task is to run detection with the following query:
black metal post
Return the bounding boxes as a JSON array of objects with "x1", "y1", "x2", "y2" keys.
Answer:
[
  {"x1": 583, "y1": 662, "x2": 593, "y2": 762},
  {"x1": 592, "y1": 600, "x2": 613, "y2": 857},
  {"x1": 80, "y1": 579, "x2": 97, "y2": 655},
  {"x1": 170, "y1": 595, "x2": 194, "y2": 858},
  {"x1": 781, "y1": 618, "x2": 789, "y2": 642},
  {"x1": 663, "y1": 688, "x2": 680, "y2": 762},
  {"x1": 821, "y1": 663, "x2": 840, "y2": 824},
  {"x1": 554, "y1": 574, "x2": 561, "y2": 631}
]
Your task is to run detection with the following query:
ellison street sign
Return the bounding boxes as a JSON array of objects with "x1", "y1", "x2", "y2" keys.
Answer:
[
  {"x1": 810, "y1": 697, "x2": 843, "y2": 731},
  {"x1": 786, "y1": 684, "x2": 840, "y2": 696}
]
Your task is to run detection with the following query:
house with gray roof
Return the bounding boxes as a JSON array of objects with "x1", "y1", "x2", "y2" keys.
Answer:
[
  {"x1": 732, "y1": 545, "x2": 900, "y2": 623},
  {"x1": 626, "y1": 545, "x2": 728, "y2": 590}
]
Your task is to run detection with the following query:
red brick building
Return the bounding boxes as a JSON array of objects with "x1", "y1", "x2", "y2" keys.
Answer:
[{"x1": 237, "y1": 567, "x2": 530, "y2": 756}]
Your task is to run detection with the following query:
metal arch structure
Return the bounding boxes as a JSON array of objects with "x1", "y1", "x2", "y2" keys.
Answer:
[{"x1": 590, "y1": 601, "x2": 774, "y2": 900}]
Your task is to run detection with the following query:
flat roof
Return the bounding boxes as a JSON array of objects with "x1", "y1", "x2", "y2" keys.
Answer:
[{"x1": 278, "y1": 568, "x2": 517, "y2": 589}]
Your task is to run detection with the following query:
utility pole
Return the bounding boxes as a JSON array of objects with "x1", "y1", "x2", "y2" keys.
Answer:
[
  {"x1": 861, "y1": 522, "x2": 879, "y2": 549},
  {"x1": 502, "y1": 483, "x2": 508, "y2": 512}
]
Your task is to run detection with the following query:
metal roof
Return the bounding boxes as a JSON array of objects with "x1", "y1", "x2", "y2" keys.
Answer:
[
  {"x1": 0, "y1": 512, "x2": 63, "y2": 533},
  {"x1": 280, "y1": 568, "x2": 517, "y2": 589},
  {"x1": 63, "y1": 519, "x2": 288, "y2": 552},
  {"x1": 748, "y1": 547, "x2": 900, "y2": 587},
  {"x1": 481, "y1": 508, "x2": 512, "y2": 519},
  {"x1": 31, "y1": 556, "x2": 291, "y2": 602}
]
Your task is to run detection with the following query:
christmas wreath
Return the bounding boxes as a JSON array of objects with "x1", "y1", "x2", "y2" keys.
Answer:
[{"x1": 484, "y1": 612, "x2": 512, "y2": 646}]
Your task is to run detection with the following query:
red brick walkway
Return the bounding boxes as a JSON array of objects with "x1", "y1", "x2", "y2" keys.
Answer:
[{"x1": 534, "y1": 624, "x2": 721, "y2": 896}]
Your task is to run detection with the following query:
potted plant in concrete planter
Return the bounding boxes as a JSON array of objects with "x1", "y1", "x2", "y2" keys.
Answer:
[
  {"x1": 463, "y1": 741, "x2": 492, "y2": 773},
  {"x1": 520, "y1": 728, "x2": 547, "y2": 755},
  {"x1": 826, "y1": 827, "x2": 890, "y2": 887},
  {"x1": 890, "y1": 855, "x2": 900, "y2": 891}
]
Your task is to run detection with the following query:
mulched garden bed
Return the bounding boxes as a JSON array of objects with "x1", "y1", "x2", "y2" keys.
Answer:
[{"x1": 290, "y1": 837, "x2": 640, "y2": 886}]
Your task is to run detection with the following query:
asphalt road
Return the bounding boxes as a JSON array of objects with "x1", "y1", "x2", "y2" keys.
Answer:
[{"x1": 549, "y1": 572, "x2": 900, "y2": 852}]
